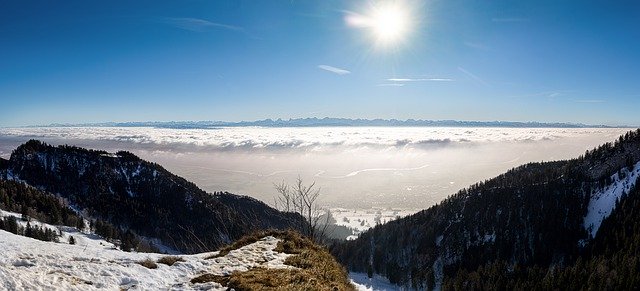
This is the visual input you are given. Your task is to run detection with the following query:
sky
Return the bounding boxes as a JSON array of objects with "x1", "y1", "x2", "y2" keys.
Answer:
[{"x1": 1, "y1": 0, "x2": 639, "y2": 127}]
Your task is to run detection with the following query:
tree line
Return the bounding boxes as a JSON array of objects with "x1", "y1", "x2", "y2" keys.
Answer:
[
  {"x1": 0, "y1": 178, "x2": 156, "y2": 252},
  {"x1": 331, "y1": 128, "x2": 640, "y2": 289}
]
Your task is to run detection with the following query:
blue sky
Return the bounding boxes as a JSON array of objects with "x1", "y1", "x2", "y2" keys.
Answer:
[{"x1": 1, "y1": 0, "x2": 639, "y2": 127}]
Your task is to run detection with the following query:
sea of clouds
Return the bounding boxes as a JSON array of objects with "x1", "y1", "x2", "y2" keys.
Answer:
[
  {"x1": 0, "y1": 126, "x2": 622, "y2": 149},
  {"x1": 0, "y1": 127, "x2": 632, "y2": 209}
]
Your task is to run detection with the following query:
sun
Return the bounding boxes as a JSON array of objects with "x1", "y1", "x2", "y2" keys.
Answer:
[
  {"x1": 370, "y1": 3, "x2": 409, "y2": 43},
  {"x1": 345, "y1": 1, "x2": 413, "y2": 48}
]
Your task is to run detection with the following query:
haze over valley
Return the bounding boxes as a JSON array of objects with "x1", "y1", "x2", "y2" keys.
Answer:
[{"x1": 0, "y1": 126, "x2": 629, "y2": 209}]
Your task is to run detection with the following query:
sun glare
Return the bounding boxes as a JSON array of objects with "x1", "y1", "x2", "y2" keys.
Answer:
[
  {"x1": 346, "y1": 1, "x2": 413, "y2": 48},
  {"x1": 371, "y1": 4, "x2": 409, "y2": 43}
]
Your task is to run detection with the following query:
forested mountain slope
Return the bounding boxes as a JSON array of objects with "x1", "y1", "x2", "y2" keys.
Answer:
[
  {"x1": 333, "y1": 129, "x2": 640, "y2": 290},
  {"x1": 0, "y1": 140, "x2": 301, "y2": 253}
]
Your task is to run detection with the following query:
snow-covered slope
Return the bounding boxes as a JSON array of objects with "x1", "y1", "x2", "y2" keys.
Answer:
[
  {"x1": 330, "y1": 208, "x2": 418, "y2": 240},
  {"x1": 0, "y1": 229, "x2": 292, "y2": 290},
  {"x1": 583, "y1": 161, "x2": 640, "y2": 238},
  {"x1": 350, "y1": 272, "x2": 402, "y2": 291}
]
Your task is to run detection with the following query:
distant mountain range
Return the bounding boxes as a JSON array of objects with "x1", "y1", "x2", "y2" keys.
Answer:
[{"x1": 35, "y1": 118, "x2": 626, "y2": 128}]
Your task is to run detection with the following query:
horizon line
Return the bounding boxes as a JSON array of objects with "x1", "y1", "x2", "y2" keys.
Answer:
[{"x1": 4, "y1": 117, "x2": 636, "y2": 129}]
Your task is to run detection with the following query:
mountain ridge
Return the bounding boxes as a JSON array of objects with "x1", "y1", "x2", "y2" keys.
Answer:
[
  {"x1": 332, "y1": 128, "x2": 640, "y2": 289},
  {"x1": 0, "y1": 140, "x2": 302, "y2": 254},
  {"x1": 23, "y1": 117, "x2": 627, "y2": 129}
]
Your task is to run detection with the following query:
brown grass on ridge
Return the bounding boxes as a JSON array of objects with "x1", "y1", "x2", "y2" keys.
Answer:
[
  {"x1": 137, "y1": 258, "x2": 158, "y2": 269},
  {"x1": 205, "y1": 229, "x2": 284, "y2": 259},
  {"x1": 190, "y1": 273, "x2": 230, "y2": 285},
  {"x1": 197, "y1": 230, "x2": 355, "y2": 291},
  {"x1": 157, "y1": 256, "x2": 185, "y2": 266}
]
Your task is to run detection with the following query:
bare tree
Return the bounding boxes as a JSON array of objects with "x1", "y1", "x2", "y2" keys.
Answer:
[
  {"x1": 274, "y1": 177, "x2": 329, "y2": 242},
  {"x1": 274, "y1": 181, "x2": 293, "y2": 213}
]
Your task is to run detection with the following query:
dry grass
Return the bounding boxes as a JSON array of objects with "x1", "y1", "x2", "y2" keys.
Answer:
[
  {"x1": 205, "y1": 230, "x2": 279, "y2": 259},
  {"x1": 196, "y1": 230, "x2": 355, "y2": 291},
  {"x1": 137, "y1": 258, "x2": 158, "y2": 269},
  {"x1": 190, "y1": 273, "x2": 230, "y2": 285},
  {"x1": 157, "y1": 256, "x2": 185, "y2": 266}
]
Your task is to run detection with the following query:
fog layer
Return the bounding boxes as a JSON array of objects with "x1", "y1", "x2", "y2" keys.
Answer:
[{"x1": 0, "y1": 127, "x2": 631, "y2": 209}]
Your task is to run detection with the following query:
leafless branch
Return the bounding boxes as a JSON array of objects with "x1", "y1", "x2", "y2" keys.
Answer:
[{"x1": 273, "y1": 176, "x2": 329, "y2": 243}]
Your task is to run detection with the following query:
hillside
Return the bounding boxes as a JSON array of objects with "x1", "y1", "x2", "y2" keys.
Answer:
[
  {"x1": 0, "y1": 223, "x2": 355, "y2": 290},
  {"x1": 332, "y1": 129, "x2": 640, "y2": 289},
  {"x1": 0, "y1": 140, "x2": 302, "y2": 253},
  {"x1": 440, "y1": 181, "x2": 640, "y2": 289},
  {"x1": 0, "y1": 178, "x2": 159, "y2": 252}
]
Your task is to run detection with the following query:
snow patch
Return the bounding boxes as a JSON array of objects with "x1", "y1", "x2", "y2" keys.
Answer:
[
  {"x1": 483, "y1": 232, "x2": 496, "y2": 243},
  {"x1": 432, "y1": 256, "x2": 443, "y2": 291},
  {"x1": 126, "y1": 188, "x2": 135, "y2": 197},
  {"x1": 4, "y1": 170, "x2": 26, "y2": 184},
  {"x1": 583, "y1": 161, "x2": 640, "y2": 238},
  {"x1": 350, "y1": 272, "x2": 403, "y2": 291},
  {"x1": 330, "y1": 208, "x2": 418, "y2": 239},
  {"x1": 0, "y1": 229, "x2": 293, "y2": 290},
  {"x1": 346, "y1": 235, "x2": 359, "y2": 241},
  {"x1": 131, "y1": 164, "x2": 142, "y2": 177},
  {"x1": 435, "y1": 235, "x2": 444, "y2": 247}
]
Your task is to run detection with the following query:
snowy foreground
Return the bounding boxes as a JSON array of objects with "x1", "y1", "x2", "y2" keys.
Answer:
[
  {"x1": 0, "y1": 228, "x2": 295, "y2": 290},
  {"x1": 0, "y1": 206, "x2": 397, "y2": 290},
  {"x1": 0, "y1": 227, "x2": 395, "y2": 290}
]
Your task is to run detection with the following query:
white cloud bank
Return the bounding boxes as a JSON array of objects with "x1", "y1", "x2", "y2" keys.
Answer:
[
  {"x1": 0, "y1": 126, "x2": 631, "y2": 209},
  {"x1": 0, "y1": 127, "x2": 629, "y2": 152}
]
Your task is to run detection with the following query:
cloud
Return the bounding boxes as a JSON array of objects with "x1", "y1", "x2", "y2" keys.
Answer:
[
  {"x1": 405, "y1": 138, "x2": 452, "y2": 147},
  {"x1": 318, "y1": 65, "x2": 351, "y2": 75},
  {"x1": 387, "y1": 78, "x2": 453, "y2": 82},
  {"x1": 376, "y1": 83, "x2": 405, "y2": 87},
  {"x1": 0, "y1": 127, "x2": 624, "y2": 152},
  {"x1": 491, "y1": 17, "x2": 530, "y2": 23},
  {"x1": 163, "y1": 17, "x2": 243, "y2": 32},
  {"x1": 458, "y1": 67, "x2": 489, "y2": 87}
]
